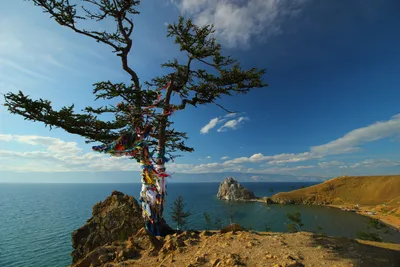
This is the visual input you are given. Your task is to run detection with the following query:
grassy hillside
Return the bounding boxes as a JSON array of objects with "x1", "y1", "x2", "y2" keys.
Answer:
[
  {"x1": 271, "y1": 175, "x2": 400, "y2": 206},
  {"x1": 268, "y1": 175, "x2": 400, "y2": 229}
]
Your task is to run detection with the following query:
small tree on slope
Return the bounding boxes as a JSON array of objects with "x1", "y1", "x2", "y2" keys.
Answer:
[
  {"x1": 170, "y1": 195, "x2": 191, "y2": 230},
  {"x1": 3, "y1": 0, "x2": 267, "y2": 234},
  {"x1": 286, "y1": 211, "x2": 304, "y2": 233}
]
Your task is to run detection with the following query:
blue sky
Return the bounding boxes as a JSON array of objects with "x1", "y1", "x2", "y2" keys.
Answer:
[{"x1": 1, "y1": 0, "x2": 400, "y2": 182}]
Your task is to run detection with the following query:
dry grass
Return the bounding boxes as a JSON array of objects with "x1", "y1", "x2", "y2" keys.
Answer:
[
  {"x1": 272, "y1": 175, "x2": 399, "y2": 205},
  {"x1": 270, "y1": 175, "x2": 400, "y2": 229}
]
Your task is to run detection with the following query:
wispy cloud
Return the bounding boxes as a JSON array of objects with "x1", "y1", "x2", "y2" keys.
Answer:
[
  {"x1": 0, "y1": 134, "x2": 136, "y2": 172},
  {"x1": 260, "y1": 165, "x2": 315, "y2": 174},
  {"x1": 217, "y1": 116, "x2": 249, "y2": 132},
  {"x1": 0, "y1": 12, "x2": 117, "y2": 96},
  {"x1": 172, "y1": 0, "x2": 310, "y2": 47},
  {"x1": 318, "y1": 161, "x2": 343, "y2": 169},
  {"x1": 0, "y1": 57, "x2": 53, "y2": 81},
  {"x1": 1, "y1": 114, "x2": 400, "y2": 176},
  {"x1": 310, "y1": 114, "x2": 400, "y2": 156},
  {"x1": 200, "y1": 118, "x2": 219, "y2": 134},
  {"x1": 200, "y1": 113, "x2": 249, "y2": 134},
  {"x1": 224, "y1": 114, "x2": 400, "y2": 165},
  {"x1": 349, "y1": 159, "x2": 400, "y2": 169}
]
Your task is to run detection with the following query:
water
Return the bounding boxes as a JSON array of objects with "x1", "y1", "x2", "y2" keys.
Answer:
[{"x1": 0, "y1": 182, "x2": 399, "y2": 267}]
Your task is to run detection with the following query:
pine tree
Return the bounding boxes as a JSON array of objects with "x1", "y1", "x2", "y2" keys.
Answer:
[
  {"x1": 286, "y1": 211, "x2": 304, "y2": 233},
  {"x1": 203, "y1": 212, "x2": 212, "y2": 230},
  {"x1": 3, "y1": 0, "x2": 267, "y2": 229},
  {"x1": 170, "y1": 195, "x2": 191, "y2": 230}
]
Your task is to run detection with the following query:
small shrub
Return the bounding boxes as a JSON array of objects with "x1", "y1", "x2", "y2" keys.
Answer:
[
  {"x1": 357, "y1": 231, "x2": 382, "y2": 242},
  {"x1": 203, "y1": 212, "x2": 212, "y2": 230}
]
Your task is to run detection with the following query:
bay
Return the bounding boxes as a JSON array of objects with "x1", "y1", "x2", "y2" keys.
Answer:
[{"x1": 0, "y1": 182, "x2": 398, "y2": 267}]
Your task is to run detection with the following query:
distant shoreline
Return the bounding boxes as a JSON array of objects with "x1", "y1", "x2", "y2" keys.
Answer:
[
  {"x1": 328, "y1": 204, "x2": 400, "y2": 231},
  {"x1": 250, "y1": 175, "x2": 400, "y2": 231}
]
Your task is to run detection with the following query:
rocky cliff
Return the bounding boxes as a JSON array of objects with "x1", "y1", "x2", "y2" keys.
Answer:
[
  {"x1": 71, "y1": 190, "x2": 144, "y2": 264},
  {"x1": 217, "y1": 177, "x2": 256, "y2": 201}
]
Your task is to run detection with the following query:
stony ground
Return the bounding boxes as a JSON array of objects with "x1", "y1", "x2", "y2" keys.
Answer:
[{"x1": 71, "y1": 228, "x2": 400, "y2": 267}]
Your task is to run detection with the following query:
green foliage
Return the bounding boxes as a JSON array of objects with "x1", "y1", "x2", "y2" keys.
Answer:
[
  {"x1": 3, "y1": 0, "x2": 267, "y2": 165},
  {"x1": 170, "y1": 195, "x2": 191, "y2": 230},
  {"x1": 355, "y1": 218, "x2": 389, "y2": 242},
  {"x1": 356, "y1": 231, "x2": 382, "y2": 242},
  {"x1": 265, "y1": 223, "x2": 271, "y2": 232},
  {"x1": 214, "y1": 217, "x2": 222, "y2": 230},
  {"x1": 203, "y1": 212, "x2": 212, "y2": 230},
  {"x1": 287, "y1": 223, "x2": 298, "y2": 233},
  {"x1": 315, "y1": 225, "x2": 324, "y2": 235},
  {"x1": 367, "y1": 218, "x2": 386, "y2": 230},
  {"x1": 286, "y1": 211, "x2": 304, "y2": 233}
]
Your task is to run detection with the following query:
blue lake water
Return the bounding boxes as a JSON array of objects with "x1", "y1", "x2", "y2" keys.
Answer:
[{"x1": 0, "y1": 182, "x2": 399, "y2": 267}]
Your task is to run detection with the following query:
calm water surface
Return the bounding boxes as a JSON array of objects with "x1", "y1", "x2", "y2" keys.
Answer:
[{"x1": 0, "y1": 182, "x2": 399, "y2": 267}]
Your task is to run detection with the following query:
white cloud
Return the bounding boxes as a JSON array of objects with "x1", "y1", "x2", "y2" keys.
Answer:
[
  {"x1": 349, "y1": 159, "x2": 400, "y2": 169},
  {"x1": 224, "y1": 114, "x2": 400, "y2": 165},
  {"x1": 206, "y1": 156, "x2": 211, "y2": 159},
  {"x1": 0, "y1": 134, "x2": 13, "y2": 141},
  {"x1": 0, "y1": 134, "x2": 82, "y2": 155},
  {"x1": 0, "y1": 134, "x2": 138, "y2": 172},
  {"x1": 201, "y1": 113, "x2": 249, "y2": 134},
  {"x1": 172, "y1": 0, "x2": 309, "y2": 47},
  {"x1": 224, "y1": 113, "x2": 238, "y2": 118},
  {"x1": 310, "y1": 114, "x2": 400, "y2": 156},
  {"x1": 217, "y1": 116, "x2": 249, "y2": 132},
  {"x1": 0, "y1": 134, "x2": 249, "y2": 174},
  {"x1": 266, "y1": 165, "x2": 315, "y2": 173},
  {"x1": 318, "y1": 161, "x2": 343, "y2": 169},
  {"x1": 200, "y1": 117, "x2": 219, "y2": 134},
  {"x1": 2, "y1": 114, "x2": 400, "y2": 175}
]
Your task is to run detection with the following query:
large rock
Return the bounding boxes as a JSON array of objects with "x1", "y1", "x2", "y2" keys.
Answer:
[
  {"x1": 71, "y1": 190, "x2": 144, "y2": 264},
  {"x1": 217, "y1": 177, "x2": 256, "y2": 201}
]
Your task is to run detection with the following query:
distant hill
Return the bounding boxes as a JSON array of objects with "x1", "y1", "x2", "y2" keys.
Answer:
[
  {"x1": 270, "y1": 175, "x2": 400, "y2": 206},
  {"x1": 269, "y1": 175, "x2": 400, "y2": 229}
]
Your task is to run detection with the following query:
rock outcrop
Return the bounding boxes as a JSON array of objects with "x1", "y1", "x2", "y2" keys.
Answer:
[
  {"x1": 217, "y1": 177, "x2": 256, "y2": 201},
  {"x1": 71, "y1": 190, "x2": 143, "y2": 264}
]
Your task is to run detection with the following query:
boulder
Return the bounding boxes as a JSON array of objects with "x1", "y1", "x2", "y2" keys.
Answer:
[
  {"x1": 220, "y1": 223, "x2": 246, "y2": 233},
  {"x1": 217, "y1": 177, "x2": 256, "y2": 201},
  {"x1": 71, "y1": 190, "x2": 144, "y2": 264}
]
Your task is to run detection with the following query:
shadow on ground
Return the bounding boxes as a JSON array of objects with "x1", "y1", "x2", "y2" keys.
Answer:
[{"x1": 309, "y1": 234, "x2": 400, "y2": 267}]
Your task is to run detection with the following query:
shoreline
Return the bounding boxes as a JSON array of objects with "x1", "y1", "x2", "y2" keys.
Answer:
[
  {"x1": 251, "y1": 198, "x2": 400, "y2": 231},
  {"x1": 328, "y1": 204, "x2": 400, "y2": 231}
]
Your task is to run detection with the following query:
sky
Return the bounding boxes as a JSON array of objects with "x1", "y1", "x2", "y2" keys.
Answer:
[{"x1": 1, "y1": 0, "x2": 400, "y2": 182}]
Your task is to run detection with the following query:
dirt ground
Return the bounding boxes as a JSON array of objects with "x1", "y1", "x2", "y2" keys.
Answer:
[{"x1": 85, "y1": 230, "x2": 400, "y2": 267}]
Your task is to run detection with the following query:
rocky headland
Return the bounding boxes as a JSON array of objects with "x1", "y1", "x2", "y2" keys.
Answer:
[
  {"x1": 70, "y1": 190, "x2": 144, "y2": 264},
  {"x1": 68, "y1": 189, "x2": 400, "y2": 267},
  {"x1": 217, "y1": 177, "x2": 257, "y2": 201},
  {"x1": 262, "y1": 175, "x2": 400, "y2": 230}
]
